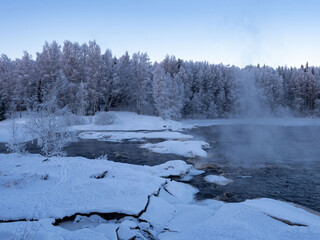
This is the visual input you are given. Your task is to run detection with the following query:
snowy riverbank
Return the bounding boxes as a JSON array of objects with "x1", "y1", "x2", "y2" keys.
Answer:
[
  {"x1": 1, "y1": 112, "x2": 320, "y2": 239},
  {"x1": 1, "y1": 154, "x2": 320, "y2": 239}
]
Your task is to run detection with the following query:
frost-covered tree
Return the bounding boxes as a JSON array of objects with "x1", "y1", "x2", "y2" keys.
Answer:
[
  {"x1": 0, "y1": 54, "x2": 15, "y2": 120},
  {"x1": 100, "y1": 49, "x2": 116, "y2": 111},
  {"x1": 2, "y1": 40, "x2": 320, "y2": 121},
  {"x1": 36, "y1": 41, "x2": 62, "y2": 105},
  {"x1": 83, "y1": 41, "x2": 103, "y2": 115},
  {"x1": 114, "y1": 51, "x2": 134, "y2": 109},
  {"x1": 61, "y1": 41, "x2": 85, "y2": 113},
  {"x1": 153, "y1": 65, "x2": 183, "y2": 119},
  {"x1": 15, "y1": 51, "x2": 37, "y2": 114},
  {"x1": 132, "y1": 52, "x2": 152, "y2": 114},
  {"x1": 255, "y1": 66, "x2": 284, "y2": 112}
]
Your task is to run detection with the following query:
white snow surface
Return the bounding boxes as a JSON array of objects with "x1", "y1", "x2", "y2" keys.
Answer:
[
  {"x1": 204, "y1": 174, "x2": 233, "y2": 185},
  {"x1": 0, "y1": 111, "x2": 194, "y2": 142},
  {"x1": 149, "y1": 160, "x2": 194, "y2": 177},
  {"x1": 0, "y1": 118, "x2": 30, "y2": 142},
  {"x1": 1, "y1": 154, "x2": 320, "y2": 239},
  {"x1": 0, "y1": 153, "x2": 169, "y2": 220},
  {"x1": 141, "y1": 140, "x2": 210, "y2": 158},
  {"x1": 78, "y1": 130, "x2": 193, "y2": 142},
  {"x1": 72, "y1": 111, "x2": 193, "y2": 131}
]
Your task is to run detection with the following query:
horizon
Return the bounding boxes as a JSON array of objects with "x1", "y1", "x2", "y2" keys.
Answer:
[{"x1": 0, "y1": 39, "x2": 315, "y2": 69}]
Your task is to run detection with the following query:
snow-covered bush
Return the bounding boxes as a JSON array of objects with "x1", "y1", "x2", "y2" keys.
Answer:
[
  {"x1": 93, "y1": 112, "x2": 116, "y2": 125},
  {"x1": 25, "y1": 100, "x2": 76, "y2": 156},
  {"x1": 62, "y1": 112, "x2": 89, "y2": 126},
  {"x1": 6, "y1": 120, "x2": 27, "y2": 154}
]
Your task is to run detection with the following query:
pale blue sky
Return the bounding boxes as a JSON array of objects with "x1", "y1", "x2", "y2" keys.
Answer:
[{"x1": 1, "y1": 0, "x2": 320, "y2": 67}]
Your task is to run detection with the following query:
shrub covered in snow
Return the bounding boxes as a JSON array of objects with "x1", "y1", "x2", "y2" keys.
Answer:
[
  {"x1": 6, "y1": 120, "x2": 27, "y2": 154},
  {"x1": 93, "y1": 112, "x2": 116, "y2": 125},
  {"x1": 61, "y1": 112, "x2": 89, "y2": 126},
  {"x1": 25, "y1": 100, "x2": 76, "y2": 156}
]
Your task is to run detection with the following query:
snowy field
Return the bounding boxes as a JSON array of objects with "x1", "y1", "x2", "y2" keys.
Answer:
[
  {"x1": 1, "y1": 111, "x2": 320, "y2": 239},
  {"x1": 1, "y1": 154, "x2": 320, "y2": 240}
]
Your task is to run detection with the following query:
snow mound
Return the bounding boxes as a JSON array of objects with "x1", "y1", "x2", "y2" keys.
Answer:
[
  {"x1": 151, "y1": 160, "x2": 193, "y2": 177},
  {"x1": 204, "y1": 175, "x2": 233, "y2": 185},
  {"x1": 78, "y1": 131, "x2": 193, "y2": 142},
  {"x1": 141, "y1": 140, "x2": 210, "y2": 158}
]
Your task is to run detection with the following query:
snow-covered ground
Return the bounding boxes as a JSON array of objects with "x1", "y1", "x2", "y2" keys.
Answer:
[
  {"x1": 0, "y1": 154, "x2": 196, "y2": 221},
  {"x1": 2, "y1": 112, "x2": 320, "y2": 239},
  {"x1": 1, "y1": 154, "x2": 320, "y2": 240},
  {"x1": 0, "y1": 111, "x2": 194, "y2": 143},
  {"x1": 78, "y1": 131, "x2": 193, "y2": 142},
  {"x1": 141, "y1": 140, "x2": 210, "y2": 158},
  {"x1": 72, "y1": 111, "x2": 193, "y2": 132}
]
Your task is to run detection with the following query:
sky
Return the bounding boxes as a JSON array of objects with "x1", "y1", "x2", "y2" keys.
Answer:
[{"x1": 1, "y1": 0, "x2": 320, "y2": 68}]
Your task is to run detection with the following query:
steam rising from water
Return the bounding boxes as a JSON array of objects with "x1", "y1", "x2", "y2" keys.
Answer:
[
  {"x1": 235, "y1": 69, "x2": 272, "y2": 118},
  {"x1": 198, "y1": 70, "x2": 320, "y2": 167},
  {"x1": 211, "y1": 124, "x2": 320, "y2": 167}
]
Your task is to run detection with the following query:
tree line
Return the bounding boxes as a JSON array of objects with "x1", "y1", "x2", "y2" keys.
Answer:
[{"x1": 1, "y1": 40, "x2": 320, "y2": 120}]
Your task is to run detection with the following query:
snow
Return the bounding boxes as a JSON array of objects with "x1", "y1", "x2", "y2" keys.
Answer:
[
  {"x1": 58, "y1": 215, "x2": 108, "y2": 231},
  {"x1": 1, "y1": 150, "x2": 320, "y2": 239},
  {"x1": 150, "y1": 160, "x2": 193, "y2": 177},
  {"x1": 0, "y1": 153, "x2": 166, "y2": 221},
  {"x1": 204, "y1": 174, "x2": 233, "y2": 185},
  {"x1": 117, "y1": 225, "x2": 136, "y2": 240},
  {"x1": 159, "y1": 180, "x2": 199, "y2": 204},
  {"x1": 140, "y1": 195, "x2": 177, "y2": 229},
  {"x1": 141, "y1": 140, "x2": 210, "y2": 158},
  {"x1": 119, "y1": 218, "x2": 138, "y2": 229},
  {"x1": 72, "y1": 111, "x2": 193, "y2": 132},
  {"x1": 0, "y1": 118, "x2": 30, "y2": 142},
  {"x1": 0, "y1": 218, "x2": 114, "y2": 240},
  {"x1": 1, "y1": 154, "x2": 320, "y2": 239},
  {"x1": 243, "y1": 198, "x2": 320, "y2": 228},
  {"x1": 0, "y1": 123, "x2": 10, "y2": 142},
  {"x1": 156, "y1": 199, "x2": 320, "y2": 240},
  {"x1": 78, "y1": 130, "x2": 193, "y2": 142},
  {"x1": 0, "y1": 111, "x2": 194, "y2": 143}
]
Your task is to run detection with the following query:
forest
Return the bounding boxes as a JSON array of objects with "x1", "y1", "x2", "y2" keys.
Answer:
[{"x1": 1, "y1": 40, "x2": 320, "y2": 121}]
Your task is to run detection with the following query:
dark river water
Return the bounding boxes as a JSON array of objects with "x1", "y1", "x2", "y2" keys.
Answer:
[
  {"x1": 1, "y1": 125, "x2": 320, "y2": 212},
  {"x1": 184, "y1": 125, "x2": 320, "y2": 212}
]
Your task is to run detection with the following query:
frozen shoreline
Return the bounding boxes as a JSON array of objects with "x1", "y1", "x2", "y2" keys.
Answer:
[
  {"x1": 1, "y1": 111, "x2": 320, "y2": 239},
  {"x1": 1, "y1": 153, "x2": 320, "y2": 239}
]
